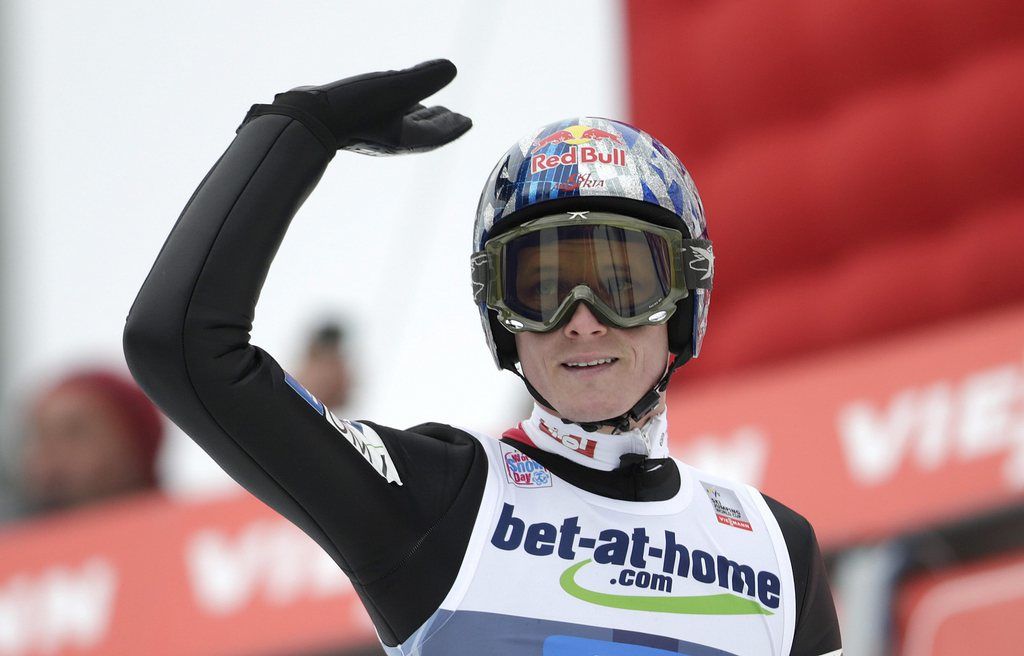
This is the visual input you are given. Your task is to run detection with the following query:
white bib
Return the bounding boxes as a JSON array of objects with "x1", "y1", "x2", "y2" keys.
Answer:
[{"x1": 385, "y1": 431, "x2": 796, "y2": 656}]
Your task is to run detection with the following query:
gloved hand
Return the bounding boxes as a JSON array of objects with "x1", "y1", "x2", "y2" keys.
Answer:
[{"x1": 241, "y1": 59, "x2": 472, "y2": 155}]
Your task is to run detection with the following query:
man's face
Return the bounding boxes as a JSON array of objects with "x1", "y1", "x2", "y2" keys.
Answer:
[
  {"x1": 21, "y1": 387, "x2": 149, "y2": 513},
  {"x1": 515, "y1": 303, "x2": 669, "y2": 423}
]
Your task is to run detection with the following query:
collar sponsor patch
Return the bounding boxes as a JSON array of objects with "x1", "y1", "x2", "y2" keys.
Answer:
[
  {"x1": 538, "y1": 418, "x2": 597, "y2": 458},
  {"x1": 501, "y1": 443, "x2": 551, "y2": 488},
  {"x1": 701, "y1": 482, "x2": 752, "y2": 531}
]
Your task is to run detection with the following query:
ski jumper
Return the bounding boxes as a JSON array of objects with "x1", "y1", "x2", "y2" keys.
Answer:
[{"x1": 124, "y1": 111, "x2": 842, "y2": 655}]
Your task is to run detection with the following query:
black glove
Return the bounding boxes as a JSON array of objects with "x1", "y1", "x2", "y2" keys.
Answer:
[{"x1": 240, "y1": 59, "x2": 472, "y2": 155}]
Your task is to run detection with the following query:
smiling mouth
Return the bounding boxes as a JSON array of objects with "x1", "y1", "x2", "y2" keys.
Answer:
[{"x1": 562, "y1": 357, "x2": 618, "y2": 370}]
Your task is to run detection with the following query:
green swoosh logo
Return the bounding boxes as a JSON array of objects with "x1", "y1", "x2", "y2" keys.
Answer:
[{"x1": 559, "y1": 559, "x2": 773, "y2": 616}]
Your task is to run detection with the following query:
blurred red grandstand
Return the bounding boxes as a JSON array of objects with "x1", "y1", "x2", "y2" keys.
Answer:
[{"x1": 1, "y1": 0, "x2": 1021, "y2": 654}]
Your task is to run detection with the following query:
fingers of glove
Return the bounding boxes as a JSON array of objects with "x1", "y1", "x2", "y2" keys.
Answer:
[
  {"x1": 265, "y1": 61, "x2": 462, "y2": 150},
  {"x1": 399, "y1": 105, "x2": 473, "y2": 151},
  {"x1": 406, "y1": 104, "x2": 447, "y2": 122},
  {"x1": 308, "y1": 59, "x2": 455, "y2": 125},
  {"x1": 379, "y1": 59, "x2": 458, "y2": 110},
  {"x1": 340, "y1": 105, "x2": 471, "y2": 156},
  {"x1": 321, "y1": 59, "x2": 458, "y2": 118}
]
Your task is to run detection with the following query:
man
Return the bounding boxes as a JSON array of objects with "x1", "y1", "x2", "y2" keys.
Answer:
[
  {"x1": 18, "y1": 368, "x2": 164, "y2": 516},
  {"x1": 124, "y1": 60, "x2": 841, "y2": 655},
  {"x1": 294, "y1": 320, "x2": 354, "y2": 413}
]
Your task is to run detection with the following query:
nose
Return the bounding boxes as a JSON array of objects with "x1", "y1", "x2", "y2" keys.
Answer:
[{"x1": 562, "y1": 303, "x2": 608, "y2": 338}]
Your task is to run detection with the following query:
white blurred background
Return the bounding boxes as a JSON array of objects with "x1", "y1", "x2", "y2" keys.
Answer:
[{"x1": 0, "y1": 0, "x2": 624, "y2": 494}]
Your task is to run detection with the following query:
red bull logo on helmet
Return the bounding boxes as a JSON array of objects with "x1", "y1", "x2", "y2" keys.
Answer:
[{"x1": 530, "y1": 124, "x2": 628, "y2": 174}]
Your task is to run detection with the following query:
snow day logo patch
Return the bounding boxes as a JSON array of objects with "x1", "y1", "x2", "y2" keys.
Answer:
[{"x1": 501, "y1": 443, "x2": 551, "y2": 488}]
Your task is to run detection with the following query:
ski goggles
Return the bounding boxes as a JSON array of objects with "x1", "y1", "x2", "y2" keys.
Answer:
[{"x1": 471, "y1": 212, "x2": 713, "y2": 333}]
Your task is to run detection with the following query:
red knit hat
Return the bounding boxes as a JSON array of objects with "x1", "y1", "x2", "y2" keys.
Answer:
[{"x1": 35, "y1": 369, "x2": 165, "y2": 486}]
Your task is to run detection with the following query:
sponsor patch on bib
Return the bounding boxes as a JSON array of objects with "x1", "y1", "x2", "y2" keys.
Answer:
[
  {"x1": 701, "y1": 482, "x2": 752, "y2": 531},
  {"x1": 501, "y1": 443, "x2": 552, "y2": 488}
]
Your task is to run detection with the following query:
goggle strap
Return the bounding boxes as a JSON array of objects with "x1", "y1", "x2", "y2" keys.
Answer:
[
  {"x1": 680, "y1": 239, "x2": 715, "y2": 290},
  {"x1": 470, "y1": 251, "x2": 489, "y2": 304}
]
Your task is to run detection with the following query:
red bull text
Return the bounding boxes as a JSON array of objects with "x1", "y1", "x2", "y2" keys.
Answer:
[
  {"x1": 530, "y1": 146, "x2": 627, "y2": 174},
  {"x1": 530, "y1": 124, "x2": 628, "y2": 174}
]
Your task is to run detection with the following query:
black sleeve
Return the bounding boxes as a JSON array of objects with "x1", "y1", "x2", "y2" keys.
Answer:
[
  {"x1": 122, "y1": 113, "x2": 486, "y2": 645},
  {"x1": 763, "y1": 495, "x2": 842, "y2": 655}
]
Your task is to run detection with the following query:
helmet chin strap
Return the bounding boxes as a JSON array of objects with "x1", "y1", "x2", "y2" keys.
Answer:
[{"x1": 513, "y1": 354, "x2": 688, "y2": 435}]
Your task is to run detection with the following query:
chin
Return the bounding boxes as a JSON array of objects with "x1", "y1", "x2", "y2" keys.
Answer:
[{"x1": 559, "y1": 398, "x2": 635, "y2": 423}]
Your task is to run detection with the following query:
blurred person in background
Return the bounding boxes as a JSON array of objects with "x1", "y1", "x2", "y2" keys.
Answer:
[
  {"x1": 124, "y1": 61, "x2": 840, "y2": 655},
  {"x1": 295, "y1": 320, "x2": 354, "y2": 413},
  {"x1": 15, "y1": 368, "x2": 164, "y2": 517}
]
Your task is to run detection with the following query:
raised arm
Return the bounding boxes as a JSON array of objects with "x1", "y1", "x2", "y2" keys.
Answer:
[{"x1": 122, "y1": 61, "x2": 481, "y2": 644}]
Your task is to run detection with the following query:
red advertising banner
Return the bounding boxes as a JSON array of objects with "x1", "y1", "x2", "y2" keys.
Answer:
[
  {"x1": 0, "y1": 492, "x2": 376, "y2": 656},
  {"x1": 897, "y1": 549, "x2": 1024, "y2": 655},
  {"x1": 668, "y1": 304, "x2": 1024, "y2": 548},
  {"x1": 5, "y1": 305, "x2": 1023, "y2": 654}
]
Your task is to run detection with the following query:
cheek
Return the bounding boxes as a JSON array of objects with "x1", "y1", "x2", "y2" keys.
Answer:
[
  {"x1": 638, "y1": 326, "x2": 670, "y2": 374},
  {"x1": 515, "y1": 331, "x2": 563, "y2": 391},
  {"x1": 514, "y1": 332, "x2": 540, "y2": 375}
]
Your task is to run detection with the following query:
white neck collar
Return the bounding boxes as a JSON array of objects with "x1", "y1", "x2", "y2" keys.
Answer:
[{"x1": 513, "y1": 404, "x2": 670, "y2": 471}]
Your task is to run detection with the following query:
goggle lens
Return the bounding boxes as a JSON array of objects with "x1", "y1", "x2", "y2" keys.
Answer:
[{"x1": 503, "y1": 224, "x2": 672, "y2": 324}]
